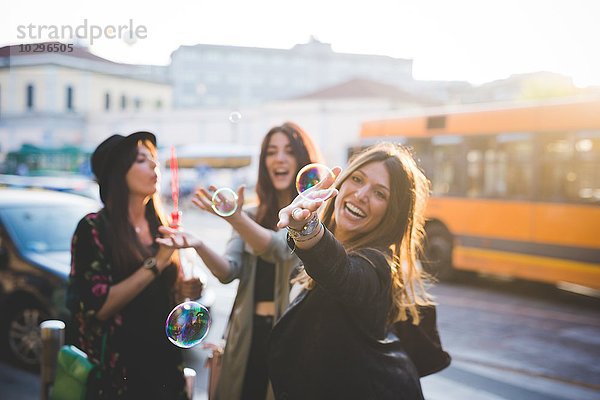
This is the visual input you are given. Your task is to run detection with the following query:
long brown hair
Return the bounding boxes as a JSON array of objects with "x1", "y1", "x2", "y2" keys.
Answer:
[
  {"x1": 298, "y1": 143, "x2": 433, "y2": 325},
  {"x1": 255, "y1": 122, "x2": 321, "y2": 229},
  {"x1": 102, "y1": 139, "x2": 172, "y2": 280}
]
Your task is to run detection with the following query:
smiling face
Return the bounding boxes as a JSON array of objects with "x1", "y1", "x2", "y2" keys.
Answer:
[
  {"x1": 334, "y1": 161, "x2": 390, "y2": 243},
  {"x1": 126, "y1": 144, "x2": 159, "y2": 197},
  {"x1": 265, "y1": 131, "x2": 298, "y2": 193}
]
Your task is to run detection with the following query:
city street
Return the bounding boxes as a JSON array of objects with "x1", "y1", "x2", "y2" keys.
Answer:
[
  {"x1": 1, "y1": 209, "x2": 599, "y2": 400},
  {"x1": 2, "y1": 1, "x2": 600, "y2": 398}
]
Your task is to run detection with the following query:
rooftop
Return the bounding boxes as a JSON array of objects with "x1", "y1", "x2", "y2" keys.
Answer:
[{"x1": 291, "y1": 78, "x2": 439, "y2": 105}]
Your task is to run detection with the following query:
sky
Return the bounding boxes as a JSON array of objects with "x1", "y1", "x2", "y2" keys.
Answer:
[{"x1": 3, "y1": 0, "x2": 600, "y2": 87}]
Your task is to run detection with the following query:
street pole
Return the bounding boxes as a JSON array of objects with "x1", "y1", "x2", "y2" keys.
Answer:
[
  {"x1": 184, "y1": 367, "x2": 197, "y2": 400},
  {"x1": 40, "y1": 320, "x2": 65, "y2": 400}
]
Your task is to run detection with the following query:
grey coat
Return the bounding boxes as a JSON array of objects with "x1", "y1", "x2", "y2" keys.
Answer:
[{"x1": 214, "y1": 211, "x2": 300, "y2": 400}]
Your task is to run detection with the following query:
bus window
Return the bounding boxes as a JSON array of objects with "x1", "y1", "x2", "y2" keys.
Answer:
[
  {"x1": 481, "y1": 135, "x2": 533, "y2": 199},
  {"x1": 431, "y1": 136, "x2": 463, "y2": 196},
  {"x1": 407, "y1": 138, "x2": 432, "y2": 175},
  {"x1": 466, "y1": 149, "x2": 484, "y2": 197},
  {"x1": 539, "y1": 134, "x2": 573, "y2": 202},
  {"x1": 465, "y1": 136, "x2": 491, "y2": 198},
  {"x1": 570, "y1": 131, "x2": 600, "y2": 203},
  {"x1": 483, "y1": 148, "x2": 505, "y2": 197},
  {"x1": 500, "y1": 136, "x2": 533, "y2": 199}
]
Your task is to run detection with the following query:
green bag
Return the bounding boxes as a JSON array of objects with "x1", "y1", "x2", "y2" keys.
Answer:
[
  {"x1": 50, "y1": 333, "x2": 107, "y2": 400},
  {"x1": 49, "y1": 345, "x2": 97, "y2": 400}
]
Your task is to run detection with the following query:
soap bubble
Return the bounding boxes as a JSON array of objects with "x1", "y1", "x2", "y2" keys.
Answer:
[
  {"x1": 229, "y1": 111, "x2": 242, "y2": 124},
  {"x1": 122, "y1": 29, "x2": 138, "y2": 45},
  {"x1": 295, "y1": 163, "x2": 335, "y2": 201},
  {"x1": 196, "y1": 84, "x2": 207, "y2": 95},
  {"x1": 165, "y1": 301, "x2": 211, "y2": 348},
  {"x1": 211, "y1": 187, "x2": 238, "y2": 217}
]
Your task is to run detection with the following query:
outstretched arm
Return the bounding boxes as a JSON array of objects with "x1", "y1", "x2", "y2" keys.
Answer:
[
  {"x1": 226, "y1": 209, "x2": 272, "y2": 254},
  {"x1": 277, "y1": 166, "x2": 341, "y2": 251},
  {"x1": 156, "y1": 226, "x2": 233, "y2": 283},
  {"x1": 193, "y1": 185, "x2": 281, "y2": 258}
]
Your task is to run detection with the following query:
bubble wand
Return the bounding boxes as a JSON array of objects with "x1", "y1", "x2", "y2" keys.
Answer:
[
  {"x1": 170, "y1": 146, "x2": 194, "y2": 280},
  {"x1": 164, "y1": 146, "x2": 212, "y2": 348},
  {"x1": 170, "y1": 146, "x2": 181, "y2": 228}
]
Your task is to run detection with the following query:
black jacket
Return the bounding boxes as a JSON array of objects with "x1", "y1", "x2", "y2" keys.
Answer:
[{"x1": 268, "y1": 229, "x2": 424, "y2": 400}]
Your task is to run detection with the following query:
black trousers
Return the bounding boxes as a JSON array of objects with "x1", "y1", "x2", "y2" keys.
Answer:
[{"x1": 241, "y1": 315, "x2": 274, "y2": 400}]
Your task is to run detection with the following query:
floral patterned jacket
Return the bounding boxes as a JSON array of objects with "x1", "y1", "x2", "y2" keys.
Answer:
[{"x1": 67, "y1": 210, "x2": 186, "y2": 399}]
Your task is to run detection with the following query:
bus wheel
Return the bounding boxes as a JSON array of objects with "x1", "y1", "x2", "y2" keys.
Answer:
[{"x1": 423, "y1": 225, "x2": 453, "y2": 280}]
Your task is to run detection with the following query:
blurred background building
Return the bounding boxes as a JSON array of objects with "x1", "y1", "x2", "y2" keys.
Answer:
[
  {"x1": 169, "y1": 36, "x2": 414, "y2": 108},
  {"x1": 0, "y1": 39, "x2": 598, "y2": 176},
  {"x1": 0, "y1": 43, "x2": 171, "y2": 175}
]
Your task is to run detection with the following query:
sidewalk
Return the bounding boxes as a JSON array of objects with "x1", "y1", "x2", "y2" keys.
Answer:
[
  {"x1": 3, "y1": 358, "x2": 599, "y2": 400},
  {"x1": 421, "y1": 360, "x2": 600, "y2": 400}
]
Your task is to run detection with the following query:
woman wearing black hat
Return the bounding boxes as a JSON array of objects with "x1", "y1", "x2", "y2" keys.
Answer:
[{"x1": 67, "y1": 132, "x2": 202, "y2": 399}]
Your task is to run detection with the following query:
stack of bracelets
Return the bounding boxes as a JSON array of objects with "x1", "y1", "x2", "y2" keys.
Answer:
[{"x1": 286, "y1": 211, "x2": 322, "y2": 243}]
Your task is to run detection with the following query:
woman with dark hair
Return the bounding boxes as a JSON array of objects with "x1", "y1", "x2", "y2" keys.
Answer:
[
  {"x1": 67, "y1": 132, "x2": 202, "y2": 399},
  {"x1": 270, "y1": 143, "x2": 433, "y2": 400},
  {"x1": 158, "y1": 122, "x2": 321, "y2": 400}
]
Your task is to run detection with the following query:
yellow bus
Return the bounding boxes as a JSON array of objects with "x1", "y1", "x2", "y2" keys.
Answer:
[{"x1": 356, "y1": 97, "x2": 600, "y2": 293}]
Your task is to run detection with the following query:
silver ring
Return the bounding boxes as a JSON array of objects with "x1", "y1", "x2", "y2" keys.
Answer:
[{"x1": 292, "y1": 208, "x2": 302, "y2": 219}]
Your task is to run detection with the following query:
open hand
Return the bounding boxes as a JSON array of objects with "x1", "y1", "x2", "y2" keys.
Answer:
[
  {"x1": 192, "y1": 185, "x2": 245, "y2": 220},
  {"x1": 156, "y1": 226, "x2": 202, "y2": 249},
  {"x1": 277, "y1": 166, "x2": 342, "y2": 230}
]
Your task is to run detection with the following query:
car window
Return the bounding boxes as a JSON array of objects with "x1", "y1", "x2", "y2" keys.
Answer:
[{"x1": 0, "y1": 204, "x2": 96, "y2": 253}]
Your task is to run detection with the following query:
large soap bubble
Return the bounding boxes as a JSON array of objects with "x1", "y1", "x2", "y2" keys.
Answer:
[
  {"x1": 165, "y1": 301, "x2": 211, "y2": 348},
  {"x1": 295, "y1": 163, "x2": 336, "y2": 202},
  {"x1": 211, "y1": 187, "x2": 238, "y2": 217}
]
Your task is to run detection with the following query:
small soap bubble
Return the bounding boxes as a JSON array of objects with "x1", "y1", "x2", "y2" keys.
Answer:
[
  {"x1": 295, "y1": 163, "x2": 335, "y2": 201},
  {"x1": 165, "y1": 301, "x2": 211, "y2": 348},
  {"x1": 229, "y1": 111, "x2": 242, "y2": 123},
  {"x1": 122, "y1": 29, "x2": 138, "y2": 45},
  {"x1": 196, "y1": 83, "x2": 207, "y2": 95},
  {"x1": 211, "y1": 187, "x2": 238, "y2": 217}
]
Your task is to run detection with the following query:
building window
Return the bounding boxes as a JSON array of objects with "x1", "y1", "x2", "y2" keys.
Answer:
[
  {"x1": 206, "y1": 52, "x2": 220, "y2": 62},
  {"x1": 156, "y1": 99, "x2": 163, "y2": 109},
  {"x1": 105, "y1": 93, "x2": 110, "y2": 111},
  {"x1": 26, "y1": 84, "x2": 35, "y2": 110},
  {"x1": 66, "y1": 86, "x2": 74, "y2": 111},
  {"x1": 121, "y1": 95, "x2": 127, "y2": 110},
  {"x1": 134, "y1": 98, "x2": 142, "y2": 110}
]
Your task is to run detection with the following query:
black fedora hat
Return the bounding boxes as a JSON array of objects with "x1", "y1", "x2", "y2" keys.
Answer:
[{"x1": 91, "y1": 131, "x2": 156, "y2": 199}]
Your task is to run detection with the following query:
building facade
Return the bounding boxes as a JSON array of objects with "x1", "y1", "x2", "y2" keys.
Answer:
[
  {"x1": 169, "y1": 37, "x2": 414, "y2": 108},
  {"x1": 0, "y1": 43, "x2": 171, "y2": 155}
]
